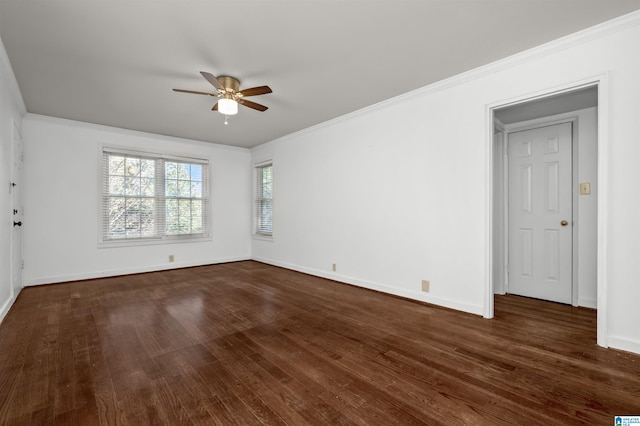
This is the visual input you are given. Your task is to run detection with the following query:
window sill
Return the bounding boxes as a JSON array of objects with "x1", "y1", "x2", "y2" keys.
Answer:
[
  {"x1": 98, "y1": 235, "x2": 212, "y2": 249},
  {"x1": 253, "y1": 234, "x2": 274, "y2": 242}
]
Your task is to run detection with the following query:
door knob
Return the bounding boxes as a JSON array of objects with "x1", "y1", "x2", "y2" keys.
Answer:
[
  {"x1": 13, "y1": 221, "x2": 22, "y2": 227},
  {"x1": 560, "y1": 220, "x2": 569, "y2": 227}
]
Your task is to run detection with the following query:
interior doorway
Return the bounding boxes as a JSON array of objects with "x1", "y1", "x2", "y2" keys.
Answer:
[
  {"x1": 11, "y1": 120, "x2": 23, "y2": 299},
  {"x1": 487, "y1": 81, "x2": 604, "y2": 343}
]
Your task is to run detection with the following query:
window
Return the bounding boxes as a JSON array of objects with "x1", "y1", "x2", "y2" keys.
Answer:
[
  {"x1": 101, "y1": 148, "x2": 209, "y2": 243},
  {"x1": 255, "y1": 162, "x2": 273, "y2": 236}
]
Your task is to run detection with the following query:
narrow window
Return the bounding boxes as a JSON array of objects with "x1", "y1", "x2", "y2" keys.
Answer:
[{"x1": 255, "y1": 162, "x2": 273, "y2": 236}]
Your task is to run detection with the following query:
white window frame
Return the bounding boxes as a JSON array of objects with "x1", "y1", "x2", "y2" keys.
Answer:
[
  {"x1": 254, "y1": 160, "x2": 273, "y2": 239},
  {"x1": 99, "y1": 146, "x2": 211, "y2": 247}
]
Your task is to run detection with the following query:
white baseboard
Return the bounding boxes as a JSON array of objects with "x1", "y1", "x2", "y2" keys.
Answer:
[
  {"x1": 0, "y1": 290, "x2": 20, "y2": 323},
  {"x1": 578, "y1": 297, "x2": 597, "y2": 309},
  {"x1": 24, "y1": 256, "x2": 250, "y2": 286},
  {"x1": 252, "y1": 256, "x2": 484, "y2": 316},
  {"x1": 607, "y1": 335, "x2": 640, "y2": 355}
]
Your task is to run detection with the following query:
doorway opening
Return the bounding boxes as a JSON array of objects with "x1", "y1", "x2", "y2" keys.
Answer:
[
  {"x1": 11, "y1": 119, "x2": 23, "y2": 300},
  {"x1": 486, "y1": 78, "x2": 608, "y2": 347}
]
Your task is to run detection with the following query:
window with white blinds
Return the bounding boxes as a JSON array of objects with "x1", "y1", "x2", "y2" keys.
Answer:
[
  {"x1": 101, "y1": 148, "x2": 209, "y2": 243},
  {"x1": 255, "y1": 162, "x2": 273, "y2": 236}
]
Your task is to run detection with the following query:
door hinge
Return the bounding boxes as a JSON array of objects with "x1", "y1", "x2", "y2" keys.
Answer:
[{"x1": 21, "y1": 260, "x2": 24, "y2": 270}]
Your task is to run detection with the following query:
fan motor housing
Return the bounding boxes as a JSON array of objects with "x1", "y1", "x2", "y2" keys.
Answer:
[{"x1": 218, "y1": 76, "x2": 240, "y2": 93}]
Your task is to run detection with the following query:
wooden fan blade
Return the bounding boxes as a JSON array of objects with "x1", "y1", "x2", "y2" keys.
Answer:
[
  {"x1": 239, "y1": 85, "x2": 272, "y2": 97},
  {"x1": 200, "y1": 71, "x2": 223, "y2": 90},
  {"x1": 239, "y1": 99, "x2": 268, "y2": 111},
  {"x1": 212, "y1": 103, "x2": 218, "y2": 111},
  {"x1": 173, "y1": 88, "x2": 217, "y2": 96}
]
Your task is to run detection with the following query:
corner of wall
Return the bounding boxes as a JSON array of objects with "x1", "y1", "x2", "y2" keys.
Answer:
[{"x1": 0, "y1": 36, "x2": 27, "y2": 115}]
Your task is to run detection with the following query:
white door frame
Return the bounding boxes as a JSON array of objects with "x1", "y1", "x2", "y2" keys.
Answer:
[
  {"x1": 484, "y1": 74, "x2": 609, "y2": 348},
  {"x1": 10, "y1": 119, "x2": 24, "y2": 301}
]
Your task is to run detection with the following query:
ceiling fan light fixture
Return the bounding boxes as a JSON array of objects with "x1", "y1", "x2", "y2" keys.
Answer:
[
  {"x1": 174, "y1": 72, "x2": 270, "y2": 117},
  {"x1": 218, "y1": 98, "x2": 238, "y2": 115}
]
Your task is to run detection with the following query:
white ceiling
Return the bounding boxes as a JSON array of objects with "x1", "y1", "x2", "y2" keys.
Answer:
[{"x1": 1, "y1": 1, "x2": 639, "y2": 148}]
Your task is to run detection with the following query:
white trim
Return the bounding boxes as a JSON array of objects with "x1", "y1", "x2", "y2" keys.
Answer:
[
  {"x1": 503, "y1": 114, "x2": 581, "y2": 133},
  {"x1": 571, "y1": 118, "x2": 580, "y2": 308},
  {"x1": 6, "y1": 119, "x2": 24, "y2": 322},
  {"x1": 98, "y1": 235, "x2": 213, "y2": 249},
  {"x1": 596, "y1": 75, "x2": 609, "y2": 348},
  {"x1": 489, "y1": 80, "x2": 601, "y2": 116},
  {"x1": 252, "y1": 234, "x2": 274, "y2": 242},
  {"x1": 607, "y1": 336, "x2": 640, "y2": 355},
  {"x1": 578, "y1": 297, "x2": 597, "y2": 309},
  {"x1": 253, "y1": 256, "x2": 484, "y2": 316},
  {"x1": 103, "y1": 146, "x2": 209, "y2": 165},
  {"x1": 501, "y1": 131, "x2": 509, "y2": 296},
  {"x1": 490, "y1": 124, "x2": 507, "y2": 297},
  {"x1": 25, "y1": 113, "x2": 249, "y2": 153},
  {"x1": 485, "y1": 74, "x2": 609, "y2": 349},
  {"x1": 484, "y1": 105, "x2": 495, "y2": 318},
  {"x1": 254, "y1": 158, "x2": 273, "y2": 168},
  {"x1": 12, "y1": 119, "x2": 24, "y2": 278},
  {"x1": 24, "y1": 256, "x2": 250, "y2": 286},
  {"x1": 0, "y1": 292, "x2": 19, "y2": 324}
]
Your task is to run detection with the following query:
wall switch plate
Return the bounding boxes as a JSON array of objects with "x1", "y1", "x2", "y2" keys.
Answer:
[
  {"x1": 421, "y1": 280, "x2": 430, "y2": 292},
  {"x1": 332, "y1": 263, "x2": 336, "y2": 272},
  {"x1": 579, "y1": 182, "x2": 591, "y2": 195},
  {"x1": 169, "y1": 255, "x2": 175, "y2": 262}
]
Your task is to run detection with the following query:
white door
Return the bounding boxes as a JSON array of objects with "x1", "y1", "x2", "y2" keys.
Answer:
[
  {"x1": 507, "y1": 122, "x2": 572, "y2": 304},
  {"x1": 11, "y1": 123, "x2": 23, "y2": 295}
]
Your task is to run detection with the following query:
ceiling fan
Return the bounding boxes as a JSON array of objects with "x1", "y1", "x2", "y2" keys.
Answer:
[{"x1": 173, "y1": 71, "x2": 272, "y2": 123}]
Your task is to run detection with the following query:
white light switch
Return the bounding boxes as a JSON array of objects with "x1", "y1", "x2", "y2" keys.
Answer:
[{"x1": 579, "y1": 182, "x2": 591, "y2": 195}]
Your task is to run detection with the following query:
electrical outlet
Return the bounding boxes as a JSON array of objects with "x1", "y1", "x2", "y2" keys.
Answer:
[
  {"x1": 332, "y1": 263, "x2": 337, "y2": 272},
  {"x1": 169, "y1": 255, "x2": 175, "y2": 262},
  {"x1": 421, "y1": 280, "x2": 430, "y2": 292}
]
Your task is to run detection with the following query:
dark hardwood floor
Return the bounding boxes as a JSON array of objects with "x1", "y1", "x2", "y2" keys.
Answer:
[{"x1": 0, "y1": 261, "x2": 638, "y2": 425}]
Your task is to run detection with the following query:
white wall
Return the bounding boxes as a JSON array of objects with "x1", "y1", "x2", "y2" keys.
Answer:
[
  {"x1": 252, "y1": 88, "x2": 491, "y2": 315},
  {"x1": 252, "y1": 13, "x2": 640, "y2": 354},
  {"x1": 23, "y1": 115, "x2": 252, "y2": 285},
  {"x1": 0, "y1": 38, "x2": 26, "y2": 321}
]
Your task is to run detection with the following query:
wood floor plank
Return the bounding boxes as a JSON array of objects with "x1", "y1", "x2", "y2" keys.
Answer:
[
  {"x1": 284, "y1": 309, "x2": 557, "y2": 425},
  {"x1": 247, "y1": 326, "x2": 450, "y2": 425},
  {"x1": 1, "y1": 261, "x2": 640, "y2": 424},
  {"x1": 206, "y1": 333, "x2": 357, "y2": 426}
]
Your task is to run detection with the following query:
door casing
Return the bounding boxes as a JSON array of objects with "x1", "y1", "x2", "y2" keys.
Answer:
[
  {"x1": 484, "y1": 75, "x2": 608, "y2": 348},
  {"x1": 11, "y1": 120, "x2": 23, "y2": 298}
]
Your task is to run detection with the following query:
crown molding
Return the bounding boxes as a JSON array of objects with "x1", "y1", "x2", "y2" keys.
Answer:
[{"x1": 255, "y1": 9, "x2": 640, "y2": 151}]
